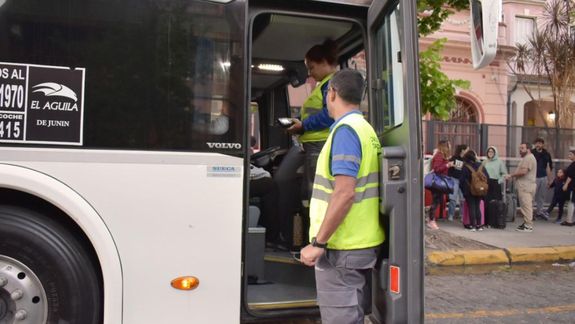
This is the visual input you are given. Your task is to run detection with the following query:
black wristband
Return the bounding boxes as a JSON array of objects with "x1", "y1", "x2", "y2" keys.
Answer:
[{"x1": 311, "y1": 237, "x2": 327, "y2": 249}]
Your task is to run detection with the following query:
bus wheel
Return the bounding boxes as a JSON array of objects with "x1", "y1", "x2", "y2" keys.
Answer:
[{"x1": 0, "y1": 205, "x2": 102, "y2": 324}]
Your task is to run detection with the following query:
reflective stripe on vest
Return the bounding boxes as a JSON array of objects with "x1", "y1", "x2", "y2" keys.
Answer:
[
  {"x1": 299, "y1": 74, "x2": 332, "y2": 143},
  {"x1": 309, "y1": 112, "x2": 385, "y2": 250}
]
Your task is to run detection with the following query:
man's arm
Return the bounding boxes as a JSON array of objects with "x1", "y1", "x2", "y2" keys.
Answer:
[
  {"x1": 505, "y1": 164, "x2": 528, "y2": 179},
  {"x1": 300, "y1": 175, "x2": 356, "y2": 266},
  {"x1": 546, "y1": 153, "x2": 553, "y2": 183},
  {"x1": 564, "y1": 177, "x2": 571, "y2": 192}
]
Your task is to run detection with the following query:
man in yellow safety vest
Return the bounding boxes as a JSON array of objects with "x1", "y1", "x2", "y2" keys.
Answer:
[{"x1": 300, "y1": 69, "x2": 385, "y2": 324}]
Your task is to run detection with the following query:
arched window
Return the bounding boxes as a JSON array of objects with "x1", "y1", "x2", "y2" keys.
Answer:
[
  {"x1": 449, "y1": 97, "x2": 478, "y2": 123},
  {"x1": 427, "y1": 96, "x2": 481, "y2": 154},
  {"x1": 430, "y1": 96, "x2": 479, "y2": 123}
]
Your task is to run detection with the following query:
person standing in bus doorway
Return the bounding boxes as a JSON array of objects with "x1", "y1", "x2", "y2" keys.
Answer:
[
  {"x1": 300, "y1": 69, "x2": 384, "y2": 324},
  {"x1": 275, "y1": 39, "x2": 338, "y2": 247},
  {"x1": 506, "y1": 142, "x2": 537, "y2": 232},
  {"x1": 531, "y1": 138, "x2": 553, "y2": 220}
]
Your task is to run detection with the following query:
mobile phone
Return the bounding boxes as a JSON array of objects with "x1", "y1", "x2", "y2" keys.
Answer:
[{"x1": 277, "y1": 117, "x2": 294, "y2": 127}]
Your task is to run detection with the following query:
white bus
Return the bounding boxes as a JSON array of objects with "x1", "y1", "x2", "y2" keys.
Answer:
[{"x1": 0, "y1": 0, "x2": 425, "y2": 323}]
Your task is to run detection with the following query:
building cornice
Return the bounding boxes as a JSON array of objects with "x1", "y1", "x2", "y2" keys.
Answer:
[
  {"x1": 419, "y1": 38, "x2": 517, "y2": 56},
  {"x1": 502, "y1": 0, "x2": 545, "y2": 6}
]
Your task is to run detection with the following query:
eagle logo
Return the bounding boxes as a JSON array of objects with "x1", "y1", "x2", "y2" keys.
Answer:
[{"x1": 32, "y1": 82, "x2": 78, "y2": 102}]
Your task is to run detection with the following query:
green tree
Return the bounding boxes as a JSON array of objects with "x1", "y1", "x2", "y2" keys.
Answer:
[
  {"x1": 510, "y1": 0, "x2": 575, "y2": 130},
  {"x1": 418, "y1": 0, "x2": 470, "y2": 119}
]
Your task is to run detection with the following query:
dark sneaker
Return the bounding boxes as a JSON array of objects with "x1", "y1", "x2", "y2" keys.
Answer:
[
  {"x1": 516, "y1": 223, "x2": 526, "y2": 231},
  {"x1": 516, "y1": 225, "x2": 533, "y2": 232}
]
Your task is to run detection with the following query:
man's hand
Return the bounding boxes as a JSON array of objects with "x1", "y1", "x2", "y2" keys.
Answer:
[
  {"x1": 300, "y1": 244, "x2": 325, "y2": 266},
  {"x1": 287, "y1": 119, "x2": 304, "y2": 135},
  {"x1": 505, "y1": 174, "x2": 512, "y2": 181}
]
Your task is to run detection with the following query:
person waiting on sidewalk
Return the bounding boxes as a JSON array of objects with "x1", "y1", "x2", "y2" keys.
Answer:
[
  {"x1": 546, "y1": 168, "x2": 570, "y2": 224},
  {"x1": 482, "y1": 146, "x2": 508, "y2": 227},
  {"x1": 505, "y1": 142, "x2": 537, "y2": 232},
  {"x1": 428, "y1": 140, "x2": 454, "y2": 229},
  {"x1": 531, "y1": 138, "x2": 553, "y2": 220},
  {"x1": 560, "y1": 147, "x2": 575, "y2": 226},
  {"x1": 460, "y1": 150, "x2": 488, "y2": 231},
  {"x1": 447, "y1": 144, "x2": 469, "y2": 221}
]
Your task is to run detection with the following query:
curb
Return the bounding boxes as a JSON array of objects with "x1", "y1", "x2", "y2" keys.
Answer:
[{"x1": 427, "y1": 245, "x2": 575, "y2": 266}]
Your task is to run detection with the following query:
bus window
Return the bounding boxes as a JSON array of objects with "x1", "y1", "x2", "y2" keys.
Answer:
[
  {"x1": 0, "y1": 0, "x2": 244, "y2": 152},
  {"x1": 346, "y1": 52, "x2": 369, "y2": 119},
  {"x1": 373, "y1": 6, "x2": 405, "y2": 132}
]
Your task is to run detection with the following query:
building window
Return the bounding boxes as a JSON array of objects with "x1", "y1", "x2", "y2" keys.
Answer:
[{"x1": 515, "y1": 17, "x2": 535, "y2": 46}]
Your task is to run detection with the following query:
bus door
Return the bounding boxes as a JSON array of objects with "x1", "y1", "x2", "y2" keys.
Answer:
[{"x1": 367, "y1": 0, "x2": 424, "y2": 323}]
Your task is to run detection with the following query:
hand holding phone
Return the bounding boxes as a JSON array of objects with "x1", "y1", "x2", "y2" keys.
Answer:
[{"x1": 277, "y1": 117, "x2": 295, "y2": 128}]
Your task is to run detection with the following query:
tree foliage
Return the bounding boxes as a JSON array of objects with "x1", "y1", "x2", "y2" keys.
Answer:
[
  {"x1": 418, "y1": 0, "x2": 470, "y2": 37},
  {"x1": 419, "y1": 39, "x2": 470, "y2": 119},
  {"x1": 509, "y1": 0, "x2": 575, "y2": 129},
  {"x1": 417, "y1": 0, "x2": 470, "y2": 119}
]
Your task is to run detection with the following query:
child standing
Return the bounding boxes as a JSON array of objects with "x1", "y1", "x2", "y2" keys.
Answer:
[{"x1": 547, "y1": 169, "x2": 570, "y2": 223}]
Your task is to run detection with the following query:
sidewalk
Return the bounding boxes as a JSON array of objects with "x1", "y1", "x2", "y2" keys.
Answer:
[{"x1": 426, "y1": 216, "x2": 575, "y2": 266}]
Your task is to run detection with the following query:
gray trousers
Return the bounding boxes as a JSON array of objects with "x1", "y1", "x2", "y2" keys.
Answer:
[
  {"x1": 302, "y1": 141, "x2": 324, "y2": 203},
  {"x1": 315, "y1": 247, "x2": 379, "y2": 324},
  {"x1": 534, "y1": 177, "x2": 547, "y2": 215}
]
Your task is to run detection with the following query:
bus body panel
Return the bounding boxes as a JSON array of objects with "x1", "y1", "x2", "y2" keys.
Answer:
[
  {"x1": 0, "y1": 148, "x2": 244, "y2": 324},
  {"x1": 0, "y1": 162, "x2": 123, "y2": 324}
]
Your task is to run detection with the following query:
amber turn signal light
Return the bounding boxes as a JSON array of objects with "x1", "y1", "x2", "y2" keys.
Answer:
[{"x1": 171, "y1": 276, "x2": 200, "y2": 291}]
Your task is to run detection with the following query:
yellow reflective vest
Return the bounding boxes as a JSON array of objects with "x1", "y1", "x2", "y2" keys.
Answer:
[
  {"x1": 309, "y1": 112, "x2": 385, "y2": 250},
  {"x1": 299, "y1": 74, "x2": 333, "y2": 143}
]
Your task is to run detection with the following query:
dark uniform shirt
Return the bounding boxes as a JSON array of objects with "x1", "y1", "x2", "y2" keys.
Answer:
[{"x1": 531, "y1": 148, "x2": 553, "y2": 178}]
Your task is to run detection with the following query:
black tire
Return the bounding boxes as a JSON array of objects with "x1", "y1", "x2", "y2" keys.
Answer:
[{"x1": 0, "y1": 205, "x2": 103, "y2": 324}]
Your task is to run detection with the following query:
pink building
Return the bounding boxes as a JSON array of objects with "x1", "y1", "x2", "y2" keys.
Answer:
[
  {"x1": 290, "y1": 1, "x2": 573, "y2": 156},
  {"x1": 422, "y1": 0, "x2": 575, "y2": 156}
]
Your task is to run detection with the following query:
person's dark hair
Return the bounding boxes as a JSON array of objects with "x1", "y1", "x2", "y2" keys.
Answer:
[
  {"x1": 534, "y1": 137, "x2": 544, "y2": 144},
  {"x1": 463, "y1": 149, "x2": 477, "y2": 162},
  {"x1": 329, "y1": 69, "x2": 365, "y2": 105},
  {"x1": 305, "y1": 39, "x2": 339, "y2": 66},
  {"x1": 453, "y1": 144, "x2": 468, "y2": 159},
  {"x1": 520, "y1": 142, "x2": 530, "y2": 148}
]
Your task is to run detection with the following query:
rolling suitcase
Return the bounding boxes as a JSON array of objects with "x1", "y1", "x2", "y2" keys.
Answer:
[
  {"x1": 486, "y1": 180, "x2": 506, "y2": 229},
  {"x1": 462, "y1": 200, "x2": 485, "y2": 228},
  {"x1": 488, "y1": 199, "x2": 506, "y2": 229},
  {"x1": 504, "y1": 180, "x2": 517, "y2": 223}
]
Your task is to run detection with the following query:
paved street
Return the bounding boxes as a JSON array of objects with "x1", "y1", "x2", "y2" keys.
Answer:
[
  {"x1": 426, "y1": 264, "x2": 575, "y2": 323},
  {"x1": 268, "y1": 263, "x2": 575, "y2": 323}
]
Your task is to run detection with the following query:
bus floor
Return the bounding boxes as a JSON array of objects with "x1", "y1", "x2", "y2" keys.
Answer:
[{"x1": 247, "y1": 250, "x2": 317, "y2": 309}]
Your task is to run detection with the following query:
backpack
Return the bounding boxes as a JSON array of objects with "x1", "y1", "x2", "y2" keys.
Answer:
[{"x1": 466, "y1": 164, "x2": 489, "y2": 197}]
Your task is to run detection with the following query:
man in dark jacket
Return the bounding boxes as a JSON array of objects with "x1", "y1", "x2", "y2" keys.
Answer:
[{"x1": 531, "y1": 138, "x2": 553, "y2": 220}]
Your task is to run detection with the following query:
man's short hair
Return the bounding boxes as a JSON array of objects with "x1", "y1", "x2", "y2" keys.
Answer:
[
  {"x1": 534, "y1": 138, "x2": 544, "y2": 144},
  {"x1": 520, "y1": 142, "x2": 530, "y2": 148},
  {"x1": 329, "y1": 69, "x2": 365, "y2": 105}
]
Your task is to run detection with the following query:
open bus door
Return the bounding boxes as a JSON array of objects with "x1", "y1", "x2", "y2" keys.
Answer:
[{"x1": 367, "y1": 0, "x2": 424, "y2": 323}]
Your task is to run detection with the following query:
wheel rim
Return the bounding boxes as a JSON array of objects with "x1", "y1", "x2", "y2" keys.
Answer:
[{"x1": 0, "y1": 255, "x2": 48, "y2": 324}]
